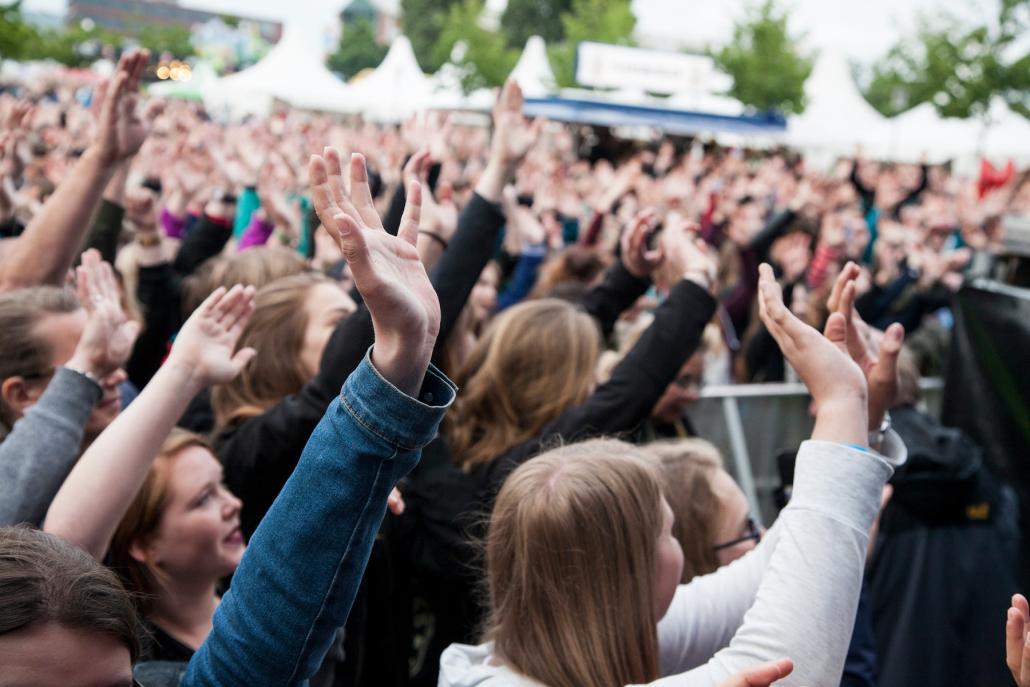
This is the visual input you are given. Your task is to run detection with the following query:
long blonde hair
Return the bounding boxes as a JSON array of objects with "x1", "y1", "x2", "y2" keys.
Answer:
[
  {"x1": 211, "y1": 272, "x2": 329, "y2": 426},
  {"x1": 447, "y1": 299, "x2": 601, "y2": 470},
  {"x1": 485, "y1": 439, "x2": 664, "y2": 687}
]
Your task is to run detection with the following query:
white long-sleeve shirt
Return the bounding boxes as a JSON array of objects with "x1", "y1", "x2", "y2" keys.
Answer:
[{"x1": 438, "y1": 439, "x2": 897, "y2": 687}]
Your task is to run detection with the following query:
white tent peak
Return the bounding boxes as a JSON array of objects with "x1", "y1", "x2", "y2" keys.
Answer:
[
  {"x1": 509, "y1": 35, "x2": 555, "y2": 98},
  {"x1": 204, "y1": 23, "x2": 352, "y2": 118},
  {"x1": 344, "y1": 35, "x2": 433, "y2": 121}
]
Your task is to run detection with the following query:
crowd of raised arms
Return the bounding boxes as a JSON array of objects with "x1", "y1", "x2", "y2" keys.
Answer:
[{"x1": 0, "y1": 49, "x2": 1028, "y2": 687}]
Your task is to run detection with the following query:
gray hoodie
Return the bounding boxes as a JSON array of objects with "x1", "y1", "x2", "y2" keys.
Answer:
[{"x1": 438, "y1": 438, "x2": 898, "y2": 687}]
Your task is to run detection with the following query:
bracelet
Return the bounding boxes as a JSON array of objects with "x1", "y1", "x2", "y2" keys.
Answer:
[
  {"x1": 136, "y1": 233, "x2": 161, "y2": 248},
  {"x1": 419, "y1": 230, "x2": 448, "y2": 250},
  {"x1": 683, "y1": 269, "x2": 714, "y2": 292}
]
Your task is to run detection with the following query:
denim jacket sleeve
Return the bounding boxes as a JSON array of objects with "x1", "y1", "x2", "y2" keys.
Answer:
[{"x1": 182, "y1": 351, "x2": 456, "y2": 687}]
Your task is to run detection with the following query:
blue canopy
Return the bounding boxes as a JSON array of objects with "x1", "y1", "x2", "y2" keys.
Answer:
[{"x1": 523, "y1": 96, "x2": 786, "y2": 137}]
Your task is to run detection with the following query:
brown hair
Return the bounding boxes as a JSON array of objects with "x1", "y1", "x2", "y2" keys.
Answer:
[
  {"x1": 108, "y1": 429, "x2": 211, "y2": 615},
  {"x1": 211, "y1": 272, "x2": 330, "y2": 426},
  {"x1": 647, "y1": 439, "x2": 724, "y2": 581},
  {"x1": 0, "y1": 526, "x2": 140, "y2": 660},
  {"x1": 447, "y1": 299, "x2": 602, "y2": 470},
  {"x1": 528, "y1": 246, "x2": 609, "y2": 300},
  {"x1": 894, "y1": 345, "x2": 921, "y2": 407},
  {"x1": 485, "y1": 439, "x2": 663, "y2": 687},
  {"x1": 0, "y1": 287, "x2": 81, "y2": 427},
  {"x1": 182, "y1": 247, "x2": 307, "y2": 319}
]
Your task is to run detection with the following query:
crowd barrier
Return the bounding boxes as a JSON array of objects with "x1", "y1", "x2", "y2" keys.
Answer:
[{"x1": 690, "y1": 379, "x2": 944, "y2": 524}]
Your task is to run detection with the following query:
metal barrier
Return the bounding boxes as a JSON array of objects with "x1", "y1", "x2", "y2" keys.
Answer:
[{"x1": 690, "y1": 378, "x2": 944, "y2": 524}]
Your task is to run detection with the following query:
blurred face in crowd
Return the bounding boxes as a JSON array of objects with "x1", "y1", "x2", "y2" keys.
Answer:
[
  {"x1": 470, "y1": 265, "x2": 500, "y2": 325},
  {"x1": 0, "y1": 623, "x2": 132, "y2": 687},
  {"x1": 875, "y1": 221, "x2": 909, "y2": 274},
  {"x1": 655, "y1": 497, "x2": 685, "y2": 618},
  {"x1": 133, "y1": 445, "x2": 245, "y2": 582},
  {"x1": 651, "y1": 352, "x2": 704, "y2": 426},
  {"x1": 6, "y1": 309, "x2": 125, "y2": 438},
  {"x1": 298, "y1": 282, "x2": 356, "y2": 379},
  {"x1": 711, "y1": 469, "x2": 760, "y2": 567},
  {"x1": 728, "y1": 201, "x2": 764, "y2": 247}
]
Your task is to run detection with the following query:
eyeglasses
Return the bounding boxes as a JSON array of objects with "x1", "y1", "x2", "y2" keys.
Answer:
[{"x1": 713, "y1": 514, "x2": 762, "y2": 552}]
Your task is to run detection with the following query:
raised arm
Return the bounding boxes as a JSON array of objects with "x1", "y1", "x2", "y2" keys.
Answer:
[
  {"x1": 0, "y1": 251, "x2": 138, "y2": 526},
  {"x1": 0, "y1": 51, "x2": 149, "y2": 292},
  {"x1": 644, "y1": 264, "x2": 897, "y2": 687},
  {"x1": 183, "y1": 152, "x2": 455, "y2": 687},
  {"x1": 44, "y1": 285, "x2": 256, "y2": 560}
]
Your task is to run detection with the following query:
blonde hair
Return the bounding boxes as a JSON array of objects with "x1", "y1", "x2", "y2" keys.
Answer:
[
  {"x1": 109, "y1": 429, "x2": 211, "y2": 615},
  {"x1": 447, "y1": 299, "x2": 602, "y2": 470},
  {"x1": 647, "y1": 439, "x2": 724, "y2": 581},
  {"x1": 182, "y1": 247, "x2": 307, "y2": 318},
  {"x1": 211, "y1": 272, "x2": 330, "y2": 426},
  {"x1": 486, "y1": 439, "x2": 663, "y2": 687}
]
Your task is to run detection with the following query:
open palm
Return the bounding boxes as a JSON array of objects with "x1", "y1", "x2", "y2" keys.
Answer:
[
  {"x1": 94, "y1": 49, "x2": 150, "y2": 164},
  {"x1": 310, "y1": 147, "x2": 440, "y2": 394},
  {"x1": 168, "y1": 285, "x2": 257, "y2": 386}
]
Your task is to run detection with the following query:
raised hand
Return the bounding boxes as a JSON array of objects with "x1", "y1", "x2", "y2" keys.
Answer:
[
  {"x1": 827, "y1": 262, "x2": 904, "y2": 430},
  {"x1": 1007, "y1": 594, "x2": 1030, "y2": 687},
  {"x1": 490, "y1": 80, "x2": 544, "y2": 169},
  {"x1": 310, "y1": 147, "x2": 440, "y2": 396},
  {"x1": 660, "y1": 217, "x2": 719, "y2": 292},
  {"x1": 757, "y1": 263, "x2": 867, "y2": 446},
  {"x1": 92, "y1": 49, "x2": 150, "y2": 166},
  {"x1": 69, "y1": 250, "x2": 140, "y2": 379},
  {"x1": 166, "y1": 284, "x2": 257, "y2": 386},
  {"x1": 718, "y1": 659, "x2": 794, "y2": 687},
  {"x1": 620, "y1": 209, "x2": 662, "y2": 278}
]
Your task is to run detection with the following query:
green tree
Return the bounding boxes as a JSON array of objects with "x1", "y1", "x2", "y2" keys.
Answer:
[
  {"x1": 712, "y1": 0, "x2": 813, "y2": 113},
  {"x1": 549, "y1": 0, "x2": 636, "y2": 87},
  {"x1": 0, "y1": 1, "x2": 39, "y2": 60},
  {"x1": 329, "y1": 17, "x2": 388, "y2": 78},
  {"x1": 135, "y1": 23, "x2": 195, "y2": 58},
  {"x1": 500, "y1": 0, "x2": 571, "y2": 48},
  {"x1": 432, "y1": 0, "x2": 518, "y2": 92},
  {"x1": 863, "y1": 1, "x2": 1030, "y2": 119},
  {"x1": 400, "y1": 0, "x2": 459, "y2": 71}
]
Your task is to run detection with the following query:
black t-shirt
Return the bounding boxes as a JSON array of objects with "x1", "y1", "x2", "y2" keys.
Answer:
[{"x1": 140, "y1": 620, "x2": 195, "y2": 663}]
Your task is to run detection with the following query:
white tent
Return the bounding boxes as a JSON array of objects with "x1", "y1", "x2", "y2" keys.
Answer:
[
  {"x1": 980, "y1": 97, "x2": 1030, "y2": 163},
  {"x1": 884, "y1": 103, "x2": 982, "y2": 163},
  {"x1": 427, "y1": 62, "x2": 496, "y2": 112},
  {"x1": 787, "y1": 50, "x2": 892, "y2": 158},
  {"x1": 204, "y1": 26, "x2": 353, "y2": 119},
  {"x1": 509, "y1": 35, "x2": 555, "y2": 97},
  {"x1": 344, "y1": 35, "x2": 433, "y2": 122}
]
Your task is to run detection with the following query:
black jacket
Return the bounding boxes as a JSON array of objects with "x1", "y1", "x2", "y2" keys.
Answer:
[{"x1": 399, "y1": 271, "x2": 716, "y2": 684}]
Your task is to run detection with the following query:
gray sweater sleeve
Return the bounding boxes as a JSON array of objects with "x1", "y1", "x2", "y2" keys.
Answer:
[
  {"x1": 0, "y1": 367, "x2": 101, "y2": 527},
  {"x1": 642, "y1": 440, "x2": 895, "y2": 687}
]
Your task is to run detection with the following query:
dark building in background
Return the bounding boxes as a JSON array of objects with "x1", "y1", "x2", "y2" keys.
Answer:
[{"x1": 67, "y1": 0, "x2": 282, "y2": 42}]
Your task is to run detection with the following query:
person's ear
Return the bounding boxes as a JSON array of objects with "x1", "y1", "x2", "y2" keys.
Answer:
[
  {"x1": 128, "y1": 540, "x2": 158, "y2": 566},
  {"x1": 1, "y1": 376, "x2": 35, "y2": 419}
]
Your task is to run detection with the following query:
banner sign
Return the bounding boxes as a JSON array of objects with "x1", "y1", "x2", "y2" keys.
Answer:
[{"x1": 575, "y1": 42, "x2": 716, "y2": 95}]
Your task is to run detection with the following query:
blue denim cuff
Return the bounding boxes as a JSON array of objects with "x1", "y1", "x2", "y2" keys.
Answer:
[{"x1": 340, "y1": 348, "x2": 457, "y2": 451}]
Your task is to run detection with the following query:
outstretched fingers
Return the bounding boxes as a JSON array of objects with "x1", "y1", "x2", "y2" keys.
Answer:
[
  {"x1": 397, "y1": 180, "x2": 423, "y2": 248},
  {"x1": 349, "y1": 153, "x2": 383, "y2": 230},
  {"x1": 309, "y1": 154, "x2": 341, "y2": 229},
  {"x1": 322, "y1": 147, "x2": 354, "y2": 213},
  {"x1": 332, "y1": 211, "x2": 375, "y2": 287}
]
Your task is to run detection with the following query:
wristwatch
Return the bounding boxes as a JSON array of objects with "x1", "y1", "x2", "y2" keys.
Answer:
[{"x1": 869, "y1": 411, "x2": 892, "y2": 452}]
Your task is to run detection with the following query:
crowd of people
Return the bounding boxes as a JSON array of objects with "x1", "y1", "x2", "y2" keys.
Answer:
[{"x1": 0, "y1": 48, "x2": 1028, "y2": 687}]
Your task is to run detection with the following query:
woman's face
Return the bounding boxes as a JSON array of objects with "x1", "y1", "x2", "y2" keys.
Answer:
[
  {"x1": 142, "y1": 446, "x2": 245, "y2": 583},
  {"x1": 710, "y1": 469, "x2": 760, "y2": 567},
  {"x1": 0, "y1": 623, "x2": 132, "y2": 687},
  {"x1": 17, "y1": 311, "x2": 125, "y2": 438},
  {"x1": 654, "y1": 498, "x2": 684, "y2": 620},
  {"x1": 470, "y1": 267, "x2": 499, "y2": 325},
  {"x1": 298, "y1": 282, "x2": 357, "y2": 379}
]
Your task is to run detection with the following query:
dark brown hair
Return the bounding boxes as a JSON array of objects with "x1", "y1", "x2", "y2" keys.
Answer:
[
  {"x1": 0, "y1": 526, "x2": 140, "y2": 660},
  {"x1": 0, "y1": 287, "x2": 81, "y2": 426}
]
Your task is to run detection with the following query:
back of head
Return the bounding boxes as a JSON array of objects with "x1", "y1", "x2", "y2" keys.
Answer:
[
  {"x1": 211, "y1": 272, "x2": 328, "y2": 426},
  {"x1": 486, "y1": 439, "x2": 662, "y2": 687},
  {"x1": 0, "y1": 287, "x2": 81, "y2": 429},
  {"x1": 529, "y1": 247, "x2": 608, "y2": 299},
  {"x1": 0, "y1": 526, "x2": 139, "y2": 660},
  {"x1": 183, "y1": 247, "x2": 307, "y2": 318},
  {"x1": 448, "y1": 299, "x2": 601, "y2": 470},
  {"x1": 647, "y1": 439, "x2": 723, "y2": 580}
]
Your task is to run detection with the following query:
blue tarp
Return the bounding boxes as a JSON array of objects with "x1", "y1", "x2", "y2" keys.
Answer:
[{"x1": 523, "y1": 96, "x2": 786, "y2": 137}]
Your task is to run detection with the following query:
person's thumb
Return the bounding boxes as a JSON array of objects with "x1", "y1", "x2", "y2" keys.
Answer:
[
  {"x1": 231, "y1": 347, "x2": 257, "y2": 373},
  {"x1": 718, "y1": 658, "x2": 794, "y2": 687},
  {"x1": 823, "y1": 312, "x2": 849, "y2": 356},
  {"x1": 870, "y1": 323, "x2": 904, "y2": 386}
]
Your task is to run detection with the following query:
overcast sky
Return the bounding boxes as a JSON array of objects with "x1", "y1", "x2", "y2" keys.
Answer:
[{"x1": 25, "y1": 0, "x2": 1000, "y2": 64}]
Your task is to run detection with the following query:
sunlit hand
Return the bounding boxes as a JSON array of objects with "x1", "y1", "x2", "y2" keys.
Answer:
[
  {"x1": 310, "y1": 147, "x2": 440, "y2": 396},
  {"x1": 166, "y1": 284, "x2": 257, "y2": 387}
]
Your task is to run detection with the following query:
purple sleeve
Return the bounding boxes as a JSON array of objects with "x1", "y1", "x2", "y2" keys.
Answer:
[
  {"x1": 160, "y1": 208, "x2": 187, "y2": 240},
  {"x1": 237, "y1": 215, "x2": 275, "y2": 252}
]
